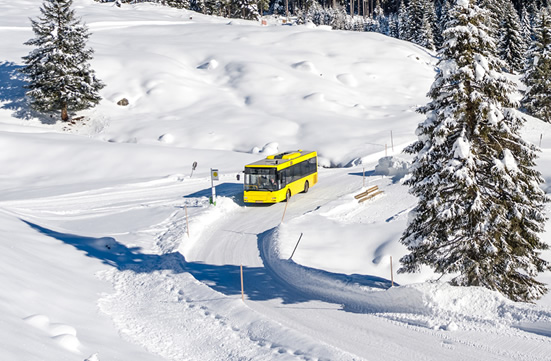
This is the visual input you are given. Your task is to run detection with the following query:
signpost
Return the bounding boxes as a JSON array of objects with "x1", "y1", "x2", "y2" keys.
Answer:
[
  {"x1": 190, "y1": 161, "x2": 198, "y2": 178},
  {"x1": 210, "y1": 168, "x2": 219, "y2": 205}
]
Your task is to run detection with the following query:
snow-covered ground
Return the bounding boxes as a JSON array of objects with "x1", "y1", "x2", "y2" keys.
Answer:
[{"x1": 1, "y1": 1, "x2": 551, "y2": 360}]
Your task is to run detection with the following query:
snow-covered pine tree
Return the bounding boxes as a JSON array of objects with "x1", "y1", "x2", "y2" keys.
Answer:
[
  {"x1": 163, "y1": 0, "x2": 190, "y2": 9},
  {"x1": 522, "y1": 7, "x2": 551, "y2": 123},
  {"x1": 425, "y1": 0, "x2": 440, "y2": 48},
  {"x1": 477, "y1": 0, "x2": 501, "y2": 39},
  {"x1": 519, "y1": 3, "x2": 533, "y2": 42},
  {"x1": 373, "y1": 0, "x2": 389, "y2": 35},
  {"x1": 231, "y1": 0, "x2": 260, "y2": 20},
  {"x1": 397, "y1": 0, "x2": 409, "y2": 40},
  {"x1": 203, "y1": 0, "x2": 221, "y2": 15},
  {"x1": 190, "y1": 0, "x2": 205, "y2": 13},
  {"x1": 435, "y1": 0, "x2": 451, "y2": 48},
  {"x1": 498, "y1": 0, "x2": 526, "y2": 73},
  {"x1": 21, "y1": 0, "x2": 104, "y2": 122},
  {"x1": 269, "y1": 0, "x2": 286, "y2": 15},
  {"x1": 407, "y1": 0, "x2": 435, "y2": 49},
  {"x1": 400, "y1": 0, "x2": 549, "y2": 303},
  {"x1": 388, "y1": 12, "x2": 400, "y2": 38}
]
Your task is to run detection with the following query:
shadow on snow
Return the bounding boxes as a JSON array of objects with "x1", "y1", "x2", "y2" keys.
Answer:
[
  {"x1": 22, "y1": 219, "x2": 393, "y2": 311},
  {"x1": 184, "y1": 182, "x2": 245, "y2": 205},
  {"x1": 0, "y1": 61, "x2": 54, "y2": 123}
]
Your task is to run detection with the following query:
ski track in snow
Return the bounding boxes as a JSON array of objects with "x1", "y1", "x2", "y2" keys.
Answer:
[{"x1": 3, "y1": 169, "x2": 551, "y2": 361}]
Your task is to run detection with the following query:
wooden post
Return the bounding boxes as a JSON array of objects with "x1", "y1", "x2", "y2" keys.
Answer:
[
  {"x1": 185, "y1": 205, "x2": 190, "y2": 238},
  {"x1": 390, "y1": 256, "x2": 394, "y2": 287},
  {"x1": 240, "y1": 264, "x2": 245, "y2": 301},
  {"x1": 281, "y1": 199, "x2": 289, "y2": 223},
  {"x1": 390, "y1": 130, "x2": 394, "y2": 153},
  {"x1": 540, "y1": 133, "x2": 543, "y2": 148},
  {"x1": 289, "y1": 233, "x2": 303, "y2": 260}
]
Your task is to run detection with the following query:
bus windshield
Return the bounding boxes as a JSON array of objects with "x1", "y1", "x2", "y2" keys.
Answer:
[{"x1": 244, "y1": 168, "x2": 278, "y2": 191}]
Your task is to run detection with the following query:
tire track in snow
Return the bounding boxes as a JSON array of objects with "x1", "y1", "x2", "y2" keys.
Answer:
[{"x1": 98, "y1": 259, "x2": 333, "y2": 361}]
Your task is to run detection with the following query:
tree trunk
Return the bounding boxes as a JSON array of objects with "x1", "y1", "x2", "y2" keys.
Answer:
[{"x1": 61, "y1": 104, "x2": 69, "y2": 122}]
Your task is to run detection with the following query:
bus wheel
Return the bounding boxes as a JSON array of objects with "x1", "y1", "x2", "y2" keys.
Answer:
[
  {"x1": 286, "y1": 189, "x2": 291, "y2": 202},
  {"x1": 303, "y1": 181, "x2": 309, "y2": 193}
]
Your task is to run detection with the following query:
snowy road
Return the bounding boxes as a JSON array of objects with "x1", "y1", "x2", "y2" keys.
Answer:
[
  {"x1": 3, "y1": 168, "x2": 551, "y2": 361},
  {"x1": 178, "y1": 169, "x2": 551, "y2": 361}
]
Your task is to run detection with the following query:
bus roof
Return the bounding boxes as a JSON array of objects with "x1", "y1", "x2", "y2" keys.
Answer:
[{"x1": 245, "y1": 150, "x2": 316, "y2": 169}]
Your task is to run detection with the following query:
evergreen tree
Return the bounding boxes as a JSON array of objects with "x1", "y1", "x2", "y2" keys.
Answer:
[
  {"x1": 400, "y1": 0, "x2": 549, "y2": 303},
  {"x1": 270, "y1": 0, "x2": 286, "y2": 15},
  {"x1": 435, "y1": 0, "x2": 451, "y2": 48},
  {"x1": 407, "y1": 0, "x2": 435, "y2": 49},
  {"x1": 21, "y1": 0, "x2": 104, "y2": 122},
  {"x1": 522, "y1": 8, "x2": 551, "y2": 123},
  {"x1": 163, "y1": 0, "x2": 190, "y2": 9},
  {"x1": 232, "y1": 0, "x2": 260, "y2": 20},
  {"x1": 397, "y1": 0, "x2": 409, "y2": 40},
  {"x1": 373, "y1": 0, "x2": 389, "y2": 34},
  {"x1": 425, "y1": 0, "x2": 440, "y2": 48},
  {"x1": 388, "y1": 12, "x2": 400, "y2": 38},
  {"x1": 519, "y1": 3, "x2": 533, "y2": 42},
  {"x1": 190, "y1": 0, "x2": 205, "y2": 13},
  {"x1": 498, "y1": 0, "x2": 526, "y2": 73},
  {"x1": 203, "y1": 0, "x2": 221, "y2": 15},
  {"x1": 477, "y1": 0, "x2": 501, "y2": 38}
]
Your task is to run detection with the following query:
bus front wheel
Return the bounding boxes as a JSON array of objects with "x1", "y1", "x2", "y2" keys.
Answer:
[
  {"x1": 286, "y1": 189, "x2": 291, "y2": 202},
  {"x1": 303, "y1": 181, "x2": 309, "y2": 193}
]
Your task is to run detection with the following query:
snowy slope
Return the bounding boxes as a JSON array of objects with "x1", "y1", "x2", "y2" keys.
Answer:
[{"x1": 1, "y1": 1, "x2": 551, "y2": 360}]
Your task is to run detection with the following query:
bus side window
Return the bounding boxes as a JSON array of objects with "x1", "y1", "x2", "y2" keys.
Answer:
[
  {"x1": 285, "y1": 167, "x2": 292, "y2": 184},
  {"x1": 292, "y1": 164, "x2": 300, "y2": 182},
  {"x1": 301, "y1": 161, "x2": 308, "y2": 175},
  {"x1": 279, "y1": 170, "x2": 286, "y2": 187}
]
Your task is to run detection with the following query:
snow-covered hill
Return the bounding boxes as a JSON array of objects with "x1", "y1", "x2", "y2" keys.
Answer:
[{"x1": 1, "y1": 1, "x2": 551, "y2": 360}]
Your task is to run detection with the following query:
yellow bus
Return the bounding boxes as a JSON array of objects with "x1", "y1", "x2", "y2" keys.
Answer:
[{"x1": 243, "y1": 150, "x2": 318, "y2": 203}]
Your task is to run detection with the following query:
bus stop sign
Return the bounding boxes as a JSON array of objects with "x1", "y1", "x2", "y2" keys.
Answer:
[{"x1": 211, "y1": 168, "x2": 219, "y2": 181}]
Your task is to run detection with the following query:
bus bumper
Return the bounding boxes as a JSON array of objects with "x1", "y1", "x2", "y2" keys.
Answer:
[{"x1": 243, "y1": 191, "x2": 278, "y2": 203}]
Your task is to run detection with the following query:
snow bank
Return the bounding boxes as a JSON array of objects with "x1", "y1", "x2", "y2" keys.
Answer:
[
  {"x1": 373, "y1": 156, "x2": 411, "y2": 181},
  {"x1": 264, "y1": 224, "x2": 551, "y2": 332}
]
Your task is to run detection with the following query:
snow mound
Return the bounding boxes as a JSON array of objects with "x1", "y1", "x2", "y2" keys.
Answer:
[
  {"x1": 303, "y1": 92, "x2": 325, "y2": 102},
  {"x1": 374, "y1": 156, "x2": 410, "y2": 181},
  {"x1": 252, "y1": 142, "x2": 279, "y2": 155},
  {"x1": 24, "y1": 314, "x2": 50, "y2": 330},
  {"x1": 85, "y1": 353, "x2": 100, "y2": 361},
  {"x1": 197, "y1": 59, "x2": 219, "y2": 70},
  {"x1": 52, "y1": 334, "x2": 80, "y2": 353},
  {"x1": 336, "y1": 73, "x2": 358, "y2": 87},
  {"x1": 158, "y1": 133, "x2": 175, "y2": 144},
  {"x1": 291, "y1": 60, "x2": 318, "y2": 74},
  {"x1": 24, "y1": 314, "x2": 81, "y2": 353}
]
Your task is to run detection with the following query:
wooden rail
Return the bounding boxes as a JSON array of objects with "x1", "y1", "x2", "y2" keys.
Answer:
[{"x1": 355, "y1": 185, "x2": 384, "y2": 203}]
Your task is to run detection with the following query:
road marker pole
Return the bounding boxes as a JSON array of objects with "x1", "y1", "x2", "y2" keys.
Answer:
[
  {"x1": 289, "y1": 233, "x2": 303, "y2": 260},
  {"x1": 185, "y1": 205, "x2": 190, "y2": 237},
  {"x1": 281, "y1": 200, "x2": 289, "y2": 223},
  {"x1": 240, "y1": 264, "x2": 245, "y2": 301},
  {"x1": 390, "y1": 256, "x2": 394, "y2": 287}
]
